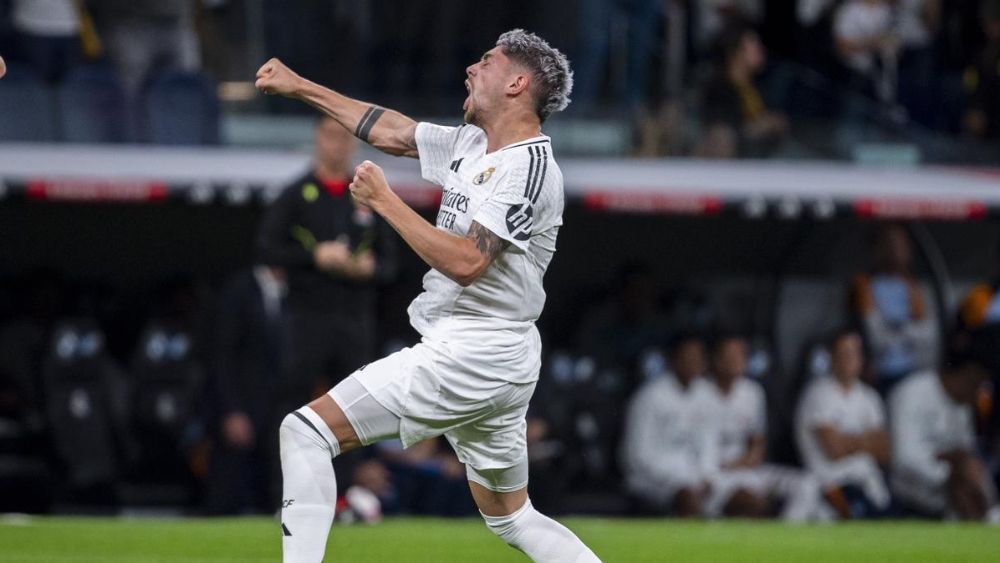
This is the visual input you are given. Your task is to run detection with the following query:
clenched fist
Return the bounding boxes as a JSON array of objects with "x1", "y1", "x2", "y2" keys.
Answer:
[
  {"x1": 349, "y1": 161, "x2": 391, "y2": 209},
  {"x1": 255, "y1": 57, "x2": 303, "y2": 97}
]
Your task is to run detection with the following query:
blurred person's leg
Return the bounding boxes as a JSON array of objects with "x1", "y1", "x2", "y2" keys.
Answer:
[
  {"x1": 572, "y1": 0, "x2": 614, "y2": 115},
  {"x1": 708, "y1": 470, "x2": 768, "y2": 518},
  {"x1": 672, "y1": 487, "x2": 703, "y2": 518},
  {"x1": 623, "y1": 0, "x2": 658, "y2": 114},
  {"x1": 948, "y1": 454, "x2": 993, "y2": 521},
  {"x1": 756, "y1": 464, "x2": 823, "y2": 522},
  {"x1": 896, "y1": 47, "x2": 935, "y2": 128},
  {"x1": 14, "y1": 32, "x2": 78, "y2": 83},
  {"x1": 722, "y1": 488, "x2": 768, "y2": 518}
]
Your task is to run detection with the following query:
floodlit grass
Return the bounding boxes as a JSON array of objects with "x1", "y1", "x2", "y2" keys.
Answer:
[{"x1": 1, "y1": 515, "x2": 998, "y2": 562}]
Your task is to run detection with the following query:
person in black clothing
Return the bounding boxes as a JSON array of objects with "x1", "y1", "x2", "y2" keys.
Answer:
[
  {"x1": 205, "y1": 265, "x2": 288, "y2": 514},
  {"x1": 696, "y1": 22, "x2": 788, "y2": 159},
  {"x1": 257, "y1": 116, "x2": 398, "y2": 414}
]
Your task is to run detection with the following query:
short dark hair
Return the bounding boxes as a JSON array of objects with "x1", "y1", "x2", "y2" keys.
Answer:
[
  {"x1": 710, "y1": 330, "x2": 747, "y2": 354},
  {"x1": 669, "y1": 331, "x2": 706, "y2": 356},
  {"x1": 828, "y1": 326, "x2": 862, "y2": 352}
]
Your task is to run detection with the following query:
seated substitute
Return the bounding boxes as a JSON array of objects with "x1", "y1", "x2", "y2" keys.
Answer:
[
  {"x1": 621, "y1": 333, "x2": 717, "y2": 517},
  {"x1": 705, "y1": 333, "x2": 822, "y2": 520},
  {"x1": 795, "y1": 328, "x2": 892, "y2": 518},
  {"x1": 888, "y1": 327, "x2": 1000, "y2": 521}
]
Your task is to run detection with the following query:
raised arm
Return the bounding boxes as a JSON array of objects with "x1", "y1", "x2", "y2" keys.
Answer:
[{"x1": 254, "y1": 58, "x2": 418, "y2": 157}]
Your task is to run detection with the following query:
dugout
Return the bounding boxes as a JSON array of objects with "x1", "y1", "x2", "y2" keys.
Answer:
[{"x1": 1, "y1": 145, "x2": 999, "y2": 508}]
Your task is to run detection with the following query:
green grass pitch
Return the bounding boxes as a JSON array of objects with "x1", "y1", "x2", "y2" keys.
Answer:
[{"x1": 2, "y1": 516, "x2": 998, "y2": 562}]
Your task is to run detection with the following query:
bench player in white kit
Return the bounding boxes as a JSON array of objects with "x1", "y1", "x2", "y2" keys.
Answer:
[{"x1": 255, "y1": 29, "x2": 601, "y2": 562}]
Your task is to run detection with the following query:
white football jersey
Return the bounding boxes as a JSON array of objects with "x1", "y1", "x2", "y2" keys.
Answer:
[
  {"x1": 708, "y1": 377, "x2": 767, "y2": 466},
  {"x1": 621, "y1": 373, "x2": 720, "y2": 487},
  {"x1": 410, "y1": 122, "x2": 564, "y2": 343},
  {"x1": 795, "y1": 375, "x2": 886, "y2": 478},
  {"x1": 888, "y1": 370, "x2": 975, "y2": 491}
]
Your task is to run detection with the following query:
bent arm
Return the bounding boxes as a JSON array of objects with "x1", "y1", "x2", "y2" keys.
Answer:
[
  {"x1": 372, "y1": 189, "x2": 504, "y2": 286},
  {"x1": 815, "y1": 425, "x2": 865, "y2": 461}
]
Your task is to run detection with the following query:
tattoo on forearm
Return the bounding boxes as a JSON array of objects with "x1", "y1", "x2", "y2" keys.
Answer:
[
  {"x1": 467, "y1": 222, "x2": 510, "y2": 262},
  {"x1": 355, "y1": 105, "x2": 385, "y2": 142}
]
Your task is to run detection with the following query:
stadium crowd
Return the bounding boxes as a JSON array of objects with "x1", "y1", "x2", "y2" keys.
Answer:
[{"x1": 0, "y1": 1, "x2": 998, "y2": 160}]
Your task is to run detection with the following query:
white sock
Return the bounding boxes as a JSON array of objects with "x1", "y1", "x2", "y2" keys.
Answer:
[
  {"x1": 482, "y1": 499, "x2": 601, "y2": 563},
  {"x1": 280, "y1": 407, "x2": 340, "y2": 563}
]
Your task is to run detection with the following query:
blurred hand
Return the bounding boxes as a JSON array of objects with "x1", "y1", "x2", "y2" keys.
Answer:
[
  {"x1": 255, "y1": 57, "x2": 304, "y2": 97},
  {"x1": 349, "y1": 161, "x2": 391, "y2": 210},
  {"x1": 223, "y1": 412, "x2": 255, "y2": 449},
  {"x1": 314, "y1": 240, "x2": 352, "y2": 271},
  {"x1": 345, "y1": 250, "x2": 377, "y2": 281},
  {"x1": 0, "y1": 55, "x2": 6, "y2": 79}
]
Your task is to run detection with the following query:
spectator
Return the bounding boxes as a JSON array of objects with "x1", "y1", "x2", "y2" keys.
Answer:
[
  {"x1": 575, "y1": 262, "x2": 671, "y2": 388},
  {"x1": 204, "y1": 265, "x2": 287, "y2": 515},
  {"x1": 888, "y1": 327, "x2": 1000, "y2": 521},
  {"x1": 894, "y1": 0, "x2": 941, "y2": 126},
  {"x1": 796, "y1": 0, "x2": 845, "y2": 73},
  {"x1": 694, "y1": 0, "x2": 763, "y2": 54},
  {"x1": 795, "y1": 328, "x2": 891, "y2": 518},
  {"x1": 705, "y1": 333, "x2": 823, "y2": 521},
  {"x1": 90, "y1": 0, "x2": 200, "y2": 94},
  {"x1": 572, "y1": 0, "x2": 661, "y2": 116},
  {"x1": 10, "y1": 0, "x2": 82, "y2": 83},
  {"x1": 695, "y1": 22, "x2": 788, "y2": 158},
  {"x1": 850, "y1": 224, "x2": 937, "y2": 394},
  {"x1": 621, "y1": 333, "x2": 716, "y2": 517},
  {"x1": 256, "y1": 116, "x2": 398, "y2": 416},
  {"x1": 962, "y1": 0, "x2": 1000, "y2": 140},
  {"x1": 833, "y1": 0, "x2": 899, "y2": 102}
]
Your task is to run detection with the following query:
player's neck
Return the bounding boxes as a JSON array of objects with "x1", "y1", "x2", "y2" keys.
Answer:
[{"x1": 480, "y1": 110, "x2": 542, "y2": 154}]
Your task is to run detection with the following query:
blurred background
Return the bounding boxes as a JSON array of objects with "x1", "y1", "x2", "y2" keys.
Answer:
[{"x1": 0, "y1": 0, "x2": 999, "y2": 523}]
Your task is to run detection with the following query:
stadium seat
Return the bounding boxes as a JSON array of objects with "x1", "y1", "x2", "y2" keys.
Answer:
[
  {"x1": 0, "y1": 65, "x2": 57, "y2": 142},
  {"x1": 41, "y1": 319, "x2": 123, "y2": 500},
  {"x1": 145, "y1": 71, "x2": 221, "y2": 145},
  {"x1": 57, "y1": 65, "x2": 130, "y2": 143},
  {"x1": 126, "y1": 322, "x2": 203, "y2": 493}
]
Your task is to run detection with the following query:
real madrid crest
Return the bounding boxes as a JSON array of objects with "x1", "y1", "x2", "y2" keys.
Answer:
[{"x1": 473, "y1": 167, "x2": 496, "y2": 185}]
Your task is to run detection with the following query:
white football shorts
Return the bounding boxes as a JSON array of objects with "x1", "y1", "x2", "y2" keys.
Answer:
[{"x1": 328, "y1": 330, "x2": 541, "y2": 492}]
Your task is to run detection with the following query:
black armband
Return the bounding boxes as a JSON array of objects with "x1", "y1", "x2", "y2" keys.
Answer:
[{"x1": 355, "y1": 105, "x2": 386, "y2": 142}]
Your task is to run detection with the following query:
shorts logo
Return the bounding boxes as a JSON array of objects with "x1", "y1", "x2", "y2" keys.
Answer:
[
  {"x1": 505, "y1": 203, "x2": 533, "y2": 241},
  {"x1": 473, "y1": 167, "x2": 496, "y2": 185}
]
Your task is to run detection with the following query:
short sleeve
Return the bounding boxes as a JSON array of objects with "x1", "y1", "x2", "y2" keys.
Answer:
[
  {"x1": 414, "y1": 122, "x2": 463, "y2": 186},
  {"x1": 471, "y1": 166, "x2": 535, "y2": 253}
]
